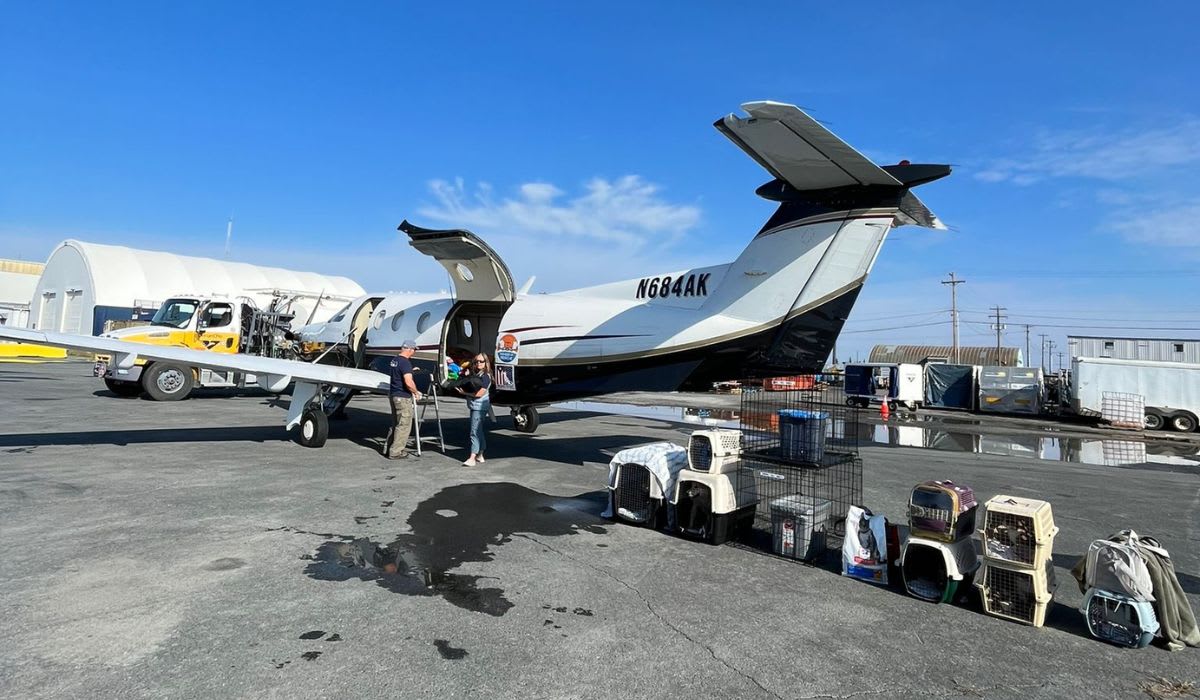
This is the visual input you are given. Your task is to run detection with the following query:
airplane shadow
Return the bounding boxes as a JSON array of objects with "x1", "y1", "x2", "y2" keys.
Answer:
[{"x1": 0, "y1": 425, "x2": 289, "y2": 448}]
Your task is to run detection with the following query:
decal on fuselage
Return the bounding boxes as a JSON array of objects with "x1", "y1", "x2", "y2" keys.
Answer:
[
  {"x1": 635, "y1": 273, "x2": 710, "y2": 300},
  {"x1": 496, "y1": 334, "x2": 519, "y2": 363},
  {"x1": 494, "y1": 363, "x2": 516, "y2": 391}
]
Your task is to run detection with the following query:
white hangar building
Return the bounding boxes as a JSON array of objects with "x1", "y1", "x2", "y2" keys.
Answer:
[
  {"x1": 0, "y1": 259, "x2": 44, "y2": 328},
  {"x1": 29, "y1": 240, "x2": 366, "y2": 335}
]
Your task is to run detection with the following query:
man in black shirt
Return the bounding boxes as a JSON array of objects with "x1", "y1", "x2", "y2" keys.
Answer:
[{"x1": 386, "y1": 340, "x2": 423, "y2": 459}]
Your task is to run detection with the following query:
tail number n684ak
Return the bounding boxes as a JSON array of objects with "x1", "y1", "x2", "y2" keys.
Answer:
[{"x1": 635, "y1": 273, "x2": 710, "y2": 299}]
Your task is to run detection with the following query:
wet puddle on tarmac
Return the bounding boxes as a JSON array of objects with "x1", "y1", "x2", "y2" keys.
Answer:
[
  {"x1": 301, "y1": 483, "x2": 607, "y2": 616},
  {"x1": 555, "y1": 401, "x2": 1200, "y2": 471}
]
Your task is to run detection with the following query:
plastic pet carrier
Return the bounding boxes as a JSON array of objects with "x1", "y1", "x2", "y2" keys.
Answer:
[
  {"x1": 975, "y1": 557, "x2": 1057, "y2": 627},
  {"x1": 606, "y1": 442, "x2": 689, "y2": 529},
  {"x1": 901, "y1": 535, "x2": 979, "y2": 604},
  {"x1": 776, "y1": 410, "x2": 829, "y2": 464},
  {"x1": 1082, "y1": 588, "x2": 1159, "y2": 649},
  {"x1": 672, "y1": 468, "x2": 757, "y2": 545},
  {"x1": 908, "y1": 480, "x2": 977, "y2": 543},
  {"x1": 979, "y1": 495, "x2": 1058, "y2": 568},
  {"x1": 769, "y1": 495, "x2": 832, "y2": 561},
  {"x1": 687, "y1": 429, "x2": 743, "y2": 474}
]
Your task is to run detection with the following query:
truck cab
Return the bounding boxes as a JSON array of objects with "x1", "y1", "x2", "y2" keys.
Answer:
[{"x1": 98, "y1": 295, "x2": 282, "y2": 400}]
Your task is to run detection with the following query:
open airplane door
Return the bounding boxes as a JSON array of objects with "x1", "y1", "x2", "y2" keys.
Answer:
[{"x1": 400, "y1": 220, "x2": 515, "y2": 303}]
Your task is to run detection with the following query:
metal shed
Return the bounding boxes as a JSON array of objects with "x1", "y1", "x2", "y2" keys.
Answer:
[
  {"x1": 29, "y1": 240, "x2": 365, "y2": 335},
  {"x1": 869, "y1": 344, "x2": 1022, "y2": 367}
]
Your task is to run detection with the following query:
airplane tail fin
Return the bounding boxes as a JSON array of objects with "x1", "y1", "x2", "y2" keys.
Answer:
[{"x1": 702, "y1": 101, "x2": 949, "y2": 373}]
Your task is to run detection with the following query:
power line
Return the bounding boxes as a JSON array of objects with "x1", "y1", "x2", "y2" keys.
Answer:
[
  {"x1": 839, "y1": 320, "x2": 950, "y2": 334},
  {"x1": 844, "y1": 308, "x2": 951, "y2": 322}
]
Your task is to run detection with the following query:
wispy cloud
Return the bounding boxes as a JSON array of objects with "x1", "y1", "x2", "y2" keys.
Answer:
[
  {"x1": 1111, "y1": 200, "x2": 1200, "y2": 249},
  {"x1": 417, "y1": 176, "x2": 701, "y2": 249},
  {"x1": 974, "y1": 118, "x2": 1200, "y2": 184}
]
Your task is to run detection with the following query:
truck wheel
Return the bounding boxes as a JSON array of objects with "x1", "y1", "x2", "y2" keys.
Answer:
[
  {"x1": 1143, "y1": 410, "x2": 1165, "y2": 431},
  {"x1": 1168, "y1": 412, "x2": 1197, "y2": 433},
  {"x1": 513, "y1": 406, "x2": 540, "y2": 433},
  {"x1": 142, "y1": 362, "x2": 195, "y2": 401},
  {"x1": 104, "y1": 378, "x2": 143, "y2": 397},
  {"x1": 297, "y1": 408, "x2": 329, "y2": 447}
]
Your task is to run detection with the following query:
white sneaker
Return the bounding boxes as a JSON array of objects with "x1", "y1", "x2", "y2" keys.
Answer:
[
  {"x1": 462, "y1": 458, "x2": 477, "y2": 467},
  {"x1": 477, "y1": 456, "x2": 486, "y2": 464}
]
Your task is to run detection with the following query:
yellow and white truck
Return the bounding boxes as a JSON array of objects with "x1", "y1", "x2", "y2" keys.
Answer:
[{"x1": 96, "y1": 294, "x2": 316, "y2": 400}]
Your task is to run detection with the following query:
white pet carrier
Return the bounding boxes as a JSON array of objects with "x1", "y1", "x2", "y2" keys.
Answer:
[
  {"x1": 605, "y1": 442, "x2": 689, "y2": 529},
  {"x1": 687, "y1": 429, "x2": 743, "y2": 474},
  {"x1": 978, "y1": 495, "x2": 1058, "y2": 569},
  {"x1": 671, "y1": 467, "x2": 757, "y2": 545},
  {"x1": 900, "y1": 535, "x2": 979, "y2": 604},
  {"x1": 975, "y1": 556, "x2": 1057, "y2": 627}
]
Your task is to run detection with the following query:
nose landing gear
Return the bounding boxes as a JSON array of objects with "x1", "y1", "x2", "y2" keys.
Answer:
[{"x1": 511, "y1": 405, "x2": 540, "y2": 433}]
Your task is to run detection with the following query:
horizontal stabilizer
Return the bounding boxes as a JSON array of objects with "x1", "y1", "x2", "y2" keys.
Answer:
[{"x1": 717, "y1": 101, "x2": 902, "y2": 191}]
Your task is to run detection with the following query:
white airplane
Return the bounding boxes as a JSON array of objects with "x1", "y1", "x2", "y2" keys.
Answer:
[{"x1": 0, "y1": 101, "x2": 949, "y2": 448}]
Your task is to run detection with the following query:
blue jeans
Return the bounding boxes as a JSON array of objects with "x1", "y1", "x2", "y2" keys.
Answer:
[{"x1": 469, "y1": 400, "x2": 489, "y2": 455}]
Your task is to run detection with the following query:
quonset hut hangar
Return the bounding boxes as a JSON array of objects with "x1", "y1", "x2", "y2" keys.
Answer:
[
  {"x1": 29, "y1": 240, "x2": 365, "y2": 335},
  {"x1": 0, "y1": 259, "x2": 43, "y2": 328}
]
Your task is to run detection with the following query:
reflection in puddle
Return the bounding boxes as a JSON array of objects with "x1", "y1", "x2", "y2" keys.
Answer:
[
  {"x1": 555, "y1": 402, "x2": 1200, "y2": 470},
  {"x1": 864, "y1": 423, "x2": 1200, "y2": 469},
  {"x1": 303, "y1": 483, "x2": 608, "y2": 616},
  {"x1": 554, "y1": 400, "x2": 740, "y2": 429}
]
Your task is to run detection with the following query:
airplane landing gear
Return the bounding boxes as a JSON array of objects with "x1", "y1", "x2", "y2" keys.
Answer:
[
  {"x1": 298, "y1": 407, "x2": 330, "y2": 448},
  {"x1": 512, "y1": 405, "x2": 540, "y2": 433}
]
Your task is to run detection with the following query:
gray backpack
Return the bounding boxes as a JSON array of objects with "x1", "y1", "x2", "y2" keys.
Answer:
[{"x1": 1085, "y1": 530, "x2": 1154, "y2": 602}]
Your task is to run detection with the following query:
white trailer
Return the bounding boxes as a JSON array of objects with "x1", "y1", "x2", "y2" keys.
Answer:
[
  {"x1": 844, "y1": 362, "x2": 925, "y2": 410},
  {"x1": 1071, "y1": 357, "x2": 1200, "y2": 432}
]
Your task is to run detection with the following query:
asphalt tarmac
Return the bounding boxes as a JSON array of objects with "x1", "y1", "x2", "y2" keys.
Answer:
[{"x1": 1, "y1": 361, "x2": 1197, "y2": 699}]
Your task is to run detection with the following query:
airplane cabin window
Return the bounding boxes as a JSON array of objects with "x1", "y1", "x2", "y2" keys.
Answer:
[
  {"x1": 390, "y1": 311, "x2": 405, "y2": 332},
  {"x1": 329, "y1": 303, "x2": 351, "y2": 323},
  {"x1": 417, "y1": 311, "x2": 432, "y2": 333},
  {"x1": 373, "y1": 309, "x2": 385, "y2": 329},
  {"x1": 456, "y1": 263, "x2": 474, "y2": 282},
  {"x1": 462, "y1": 319, "x2": 473, "y2": 337}
]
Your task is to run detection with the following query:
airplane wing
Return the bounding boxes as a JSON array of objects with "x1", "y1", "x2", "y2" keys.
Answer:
[
  {"x1": 0, "y1": 327, "x2": 389, "y2": 393},
  {"x1": 716, "y1": 100, "x2": 903, "y2": 190}
]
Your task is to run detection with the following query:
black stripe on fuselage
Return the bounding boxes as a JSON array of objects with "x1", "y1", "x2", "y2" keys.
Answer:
[{"x1": 488, "y1": 285, "x2": 861, "y2": 406}]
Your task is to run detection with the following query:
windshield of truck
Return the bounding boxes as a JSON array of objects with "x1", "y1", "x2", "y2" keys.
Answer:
[{"x1": 151, "y1": 298, "x2": 199, "y2": 328}]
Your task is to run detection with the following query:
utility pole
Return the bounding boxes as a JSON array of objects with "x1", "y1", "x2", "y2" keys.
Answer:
[
  {"x1": 1038, "y1": 333, "x2": 1048, "y2": 373},
  {"x1": 1057, "y1": 351, "x2": 1065, "y2": 374},
  {"x1": 990, "y1": 305, "x2": 1007, "y2": 364},
  {"x1": 1047, "y1": 340, "x2": 1056, "y2": 371},
  {"x1": 941, "y1": 273, "x2": 966, "y2": 364},
  {"x1": 1024, "y1": 324, "x2": 1031, "y2": 368}
]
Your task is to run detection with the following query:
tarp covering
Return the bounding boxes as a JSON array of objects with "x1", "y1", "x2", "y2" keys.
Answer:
[{"x1": 924, "y1": 364, "x2": 975, "y2": 409}]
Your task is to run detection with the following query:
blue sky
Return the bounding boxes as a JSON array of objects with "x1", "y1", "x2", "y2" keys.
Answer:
[{"x1": 3, "y1": 2, "x2": 1199, "y2": 365}]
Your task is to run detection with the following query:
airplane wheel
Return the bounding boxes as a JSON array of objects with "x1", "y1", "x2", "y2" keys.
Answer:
[
  {"x1": 513, "y1": 406, "x2": 540, "y2": 433},
  {"x1": 298, "y1": 408, "x2": 329, "y2": 447},
  {"x1": 104, "y1": 378, "x2": 143, "y2": 397},
  {"x1": 142, "y1": 362, "x2": 194, "y2": 401}
]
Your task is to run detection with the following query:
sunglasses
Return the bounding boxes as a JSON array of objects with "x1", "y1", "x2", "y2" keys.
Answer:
[{"x1": 474, "y1": 359, "x2": 487, "y2": 364}]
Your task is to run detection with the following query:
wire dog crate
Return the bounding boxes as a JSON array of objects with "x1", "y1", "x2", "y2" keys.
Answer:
[{"x1": 734, "y1": 379, "x2": 863, "y2": 560}]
